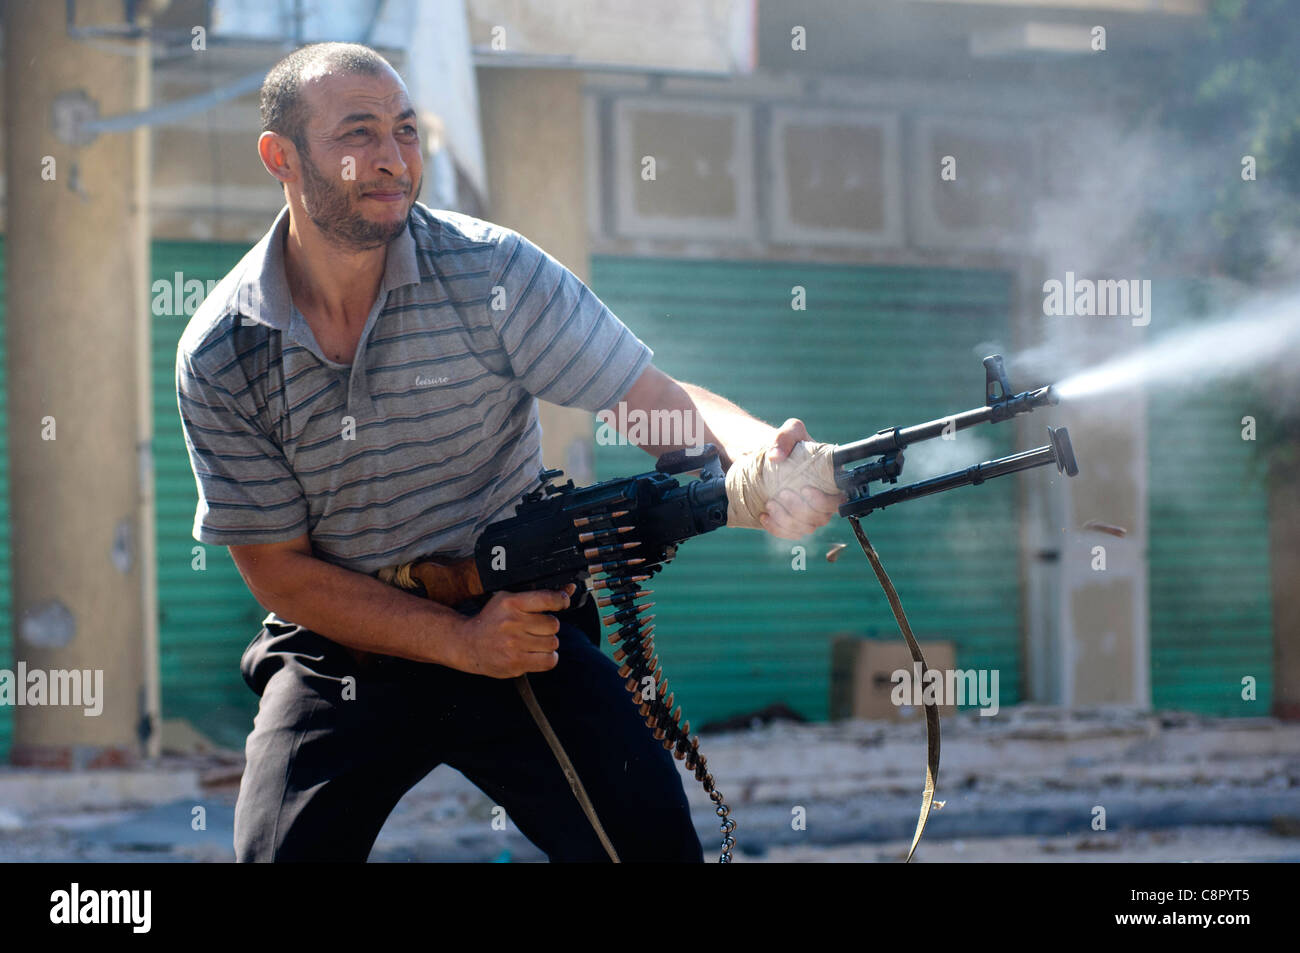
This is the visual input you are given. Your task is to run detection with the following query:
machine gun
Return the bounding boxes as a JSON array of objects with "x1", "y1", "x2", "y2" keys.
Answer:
[
  {"x1": 385, "y1": 355, "x2": 1079, "y2": 863},
  {"x1": 445, "y1": 354, "x2": 1076, "y2": 597}
]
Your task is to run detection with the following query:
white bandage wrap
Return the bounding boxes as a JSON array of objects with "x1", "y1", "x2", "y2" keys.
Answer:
[{"x1": 724, "y1": 440, "x2": 841, "y2": 530}]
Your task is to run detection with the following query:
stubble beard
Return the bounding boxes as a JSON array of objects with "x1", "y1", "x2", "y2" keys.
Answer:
[{"x1": 298, "y1": 145, "x2": 421, "y2": 251}]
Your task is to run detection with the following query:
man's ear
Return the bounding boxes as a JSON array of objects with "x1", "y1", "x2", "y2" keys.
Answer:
[{"x1": 257, "y1": 131, "x2": 297, "y2": 185}]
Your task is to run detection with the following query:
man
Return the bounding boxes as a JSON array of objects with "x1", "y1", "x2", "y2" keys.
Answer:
[{"x1": 177, "y1": 42, "x2": 842, "y2": 863}]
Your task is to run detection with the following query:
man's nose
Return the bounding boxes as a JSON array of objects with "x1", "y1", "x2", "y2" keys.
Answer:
[{"x1": 373, "y1": 132, "x2": 408, "y2": 179}]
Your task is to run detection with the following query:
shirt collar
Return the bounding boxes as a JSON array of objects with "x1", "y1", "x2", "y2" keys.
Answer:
[{"x1": 228, "y1": 203, "x2": 422, "y2": 329}]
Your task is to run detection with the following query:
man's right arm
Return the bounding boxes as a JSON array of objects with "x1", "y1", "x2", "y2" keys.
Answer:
[
  {"x1": 178, "y1": 338, "x2": 569, "y2": 679},
  {"x1": 228, "y1": 534, "x2": 572, "y2": 678}
]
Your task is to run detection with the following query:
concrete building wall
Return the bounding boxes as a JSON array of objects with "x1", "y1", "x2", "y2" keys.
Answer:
[
  {"x1": 579, "y1": 66, "x2": 1153, "y2": 706},
  {"x1": 477, "y1": 68, "x2": 600, "y2": 484}
]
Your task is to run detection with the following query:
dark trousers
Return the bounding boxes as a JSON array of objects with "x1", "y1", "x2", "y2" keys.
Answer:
[{"x1": 232, "y1": 596, "x2": 704, "y2": 863}]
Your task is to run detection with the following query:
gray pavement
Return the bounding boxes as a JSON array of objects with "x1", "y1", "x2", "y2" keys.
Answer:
[{"x1": 1, "y1": 706, "x2": 1297, "y2": 862}]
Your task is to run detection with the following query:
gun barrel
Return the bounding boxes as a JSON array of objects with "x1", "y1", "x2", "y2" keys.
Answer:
[
  {"x1": 832, "y1": 384, "x2": 1057, "y2": 469},
  {"x1": 838, "y1": 425, "x2": 1076, "y2": 518}
]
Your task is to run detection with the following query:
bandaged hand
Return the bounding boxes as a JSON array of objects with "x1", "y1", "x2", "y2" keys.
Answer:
[{"x1": 724, "y1": 418, "x2": 846, "y2": 539}]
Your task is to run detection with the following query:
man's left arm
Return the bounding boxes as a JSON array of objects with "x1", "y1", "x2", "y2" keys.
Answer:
[
  {"x1": 485, "y1": 230, "x2": 840, "y2": 539},
  {"x1": 617, "y1": 364, "x2": 843, "y2": 540}
]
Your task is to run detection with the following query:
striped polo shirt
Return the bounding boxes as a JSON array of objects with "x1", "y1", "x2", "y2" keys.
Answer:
[{"x1": 175, "y1": 201, "x2": 653, "y2": 577}]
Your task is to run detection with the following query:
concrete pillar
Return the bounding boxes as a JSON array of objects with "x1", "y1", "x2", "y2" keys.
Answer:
[
  {"x1": 1058, "y1": 386, "x2": 1149, "y2": 706},
  {"x1": 477, "y1": 68, "x2": 598, "y2": 484},
  {"x1": 3, "y1": 0, "x2": 150, "y2": 766},
  {"x1": 1046, "y1": 315, "x2": 1150, "y2": 708}
]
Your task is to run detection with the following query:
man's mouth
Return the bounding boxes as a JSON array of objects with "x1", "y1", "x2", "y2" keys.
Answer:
[{"x1": 362, "y1": 188, "x2": 408, "y2": 203}]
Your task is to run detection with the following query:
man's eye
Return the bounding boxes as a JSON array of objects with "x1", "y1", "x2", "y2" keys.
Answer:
[
  {"x1": 399, "y1": 125, "x2": 417, "y2": 136},
  {"x1": 349, "y1": 128, "x2": 370, "y2": 137}
]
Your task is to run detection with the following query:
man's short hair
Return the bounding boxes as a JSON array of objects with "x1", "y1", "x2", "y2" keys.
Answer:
[{"x1": 260, "y1": 42, "x2": 394, "y2": 154}]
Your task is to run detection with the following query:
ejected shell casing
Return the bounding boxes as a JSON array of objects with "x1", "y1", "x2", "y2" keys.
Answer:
[
  {"x1": 572, "y1": 510, "x2": 629, "y2": 529},
  {"x1": 1083, "y1": 519, "x2": 1128, "y2": 538},
  {"x1": 586, "y1": 557, "x2": 647, "y2": 575},
  {"x1": 595, "y1": 588, "x2": 653, "y2": 609},
  {"x1": 583, "y1": 541, "x2": 640, "y2": 560},
  {"x1": 591, "y1": 574, "x2": 650, "y2": 591},
  {"x1": 577, "y1": 525, "x2": 636, "y2": 545}
]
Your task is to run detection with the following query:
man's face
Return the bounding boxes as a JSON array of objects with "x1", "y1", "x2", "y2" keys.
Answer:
[{"x1": 292, "y1": 66, "x2": 424, "y2": 250}]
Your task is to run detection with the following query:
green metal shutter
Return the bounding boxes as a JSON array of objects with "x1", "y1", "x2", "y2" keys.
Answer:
[
  {"x1": 0, "y1": 238, "x2": 10, "y2": 758},
  {"x1": 1147, "y1": 280, "x2": 1274, "y2": 715},
  {"x1": 589, "y1": 257, "x2": 1019, "y2": 726},
  {"x1": 152, "y1": 241, "x2": 266, "y2": 747}
]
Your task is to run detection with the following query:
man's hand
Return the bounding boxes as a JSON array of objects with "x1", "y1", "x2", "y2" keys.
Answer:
[
  {"x1": 448, "y1": 585, "x2": 576, "y2": 678},
  {"x1": 755, "y1": 418, "x2": 845, "y2": 540},
  {"x1": 615, "y1": 365, "x2": 844, "y2": 540},
  {"x1": 725, "y1": 418, "x2": 846, "y2": 540}
]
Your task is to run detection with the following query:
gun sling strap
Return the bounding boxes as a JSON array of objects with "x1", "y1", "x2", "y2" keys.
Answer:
[
  {"x1": 514, "y1": 673, "x2": 622, "y2": 863},
  {"x1": 848, "y1": 516, "x2": 941, "y2": 863}
]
